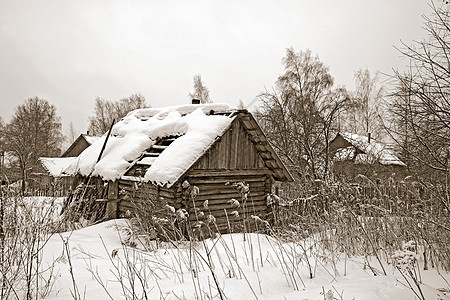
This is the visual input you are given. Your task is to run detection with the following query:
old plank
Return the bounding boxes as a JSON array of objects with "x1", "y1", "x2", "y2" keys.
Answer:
[
  {"x1": 192, "y1": 192, "x2": 266, "y2": 202},
  {"x1": 191, "y1": 198, "x2": 267, "y2": 209},
  {"x1": 189, "y1": 201, "x2": 267, "y2": 213},
  {"x1": 188, "y1": 176, "x2": 267, "y2": 184},
  {"x1": 187, "y1": 169, "x2": 270, "y2": 177},
  {"x1": 197, "y1": 186, "x2": 266, "y2": 196},
  {"x1": 188, "y1": 205, "x2": 267, "y2": 220},
  {"x1": 192, "y1": 181, "x2": 265, "y2": 192}
]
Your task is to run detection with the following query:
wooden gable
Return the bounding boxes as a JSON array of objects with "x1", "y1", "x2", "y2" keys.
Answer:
[
  {"x1": 185, "y1": 111, "x2": 292, "y2": 182},
  {"x1": 62, "y1": 135, "x2": 91, "y2": 157},
  {"x1": 191, "y1": 116, "x2": 266, "y2": 171}
]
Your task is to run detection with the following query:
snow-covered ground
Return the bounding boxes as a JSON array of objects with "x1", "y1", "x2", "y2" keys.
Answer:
[{"x1": 36, "y1": 219, "x2": 449, "y2": 300}]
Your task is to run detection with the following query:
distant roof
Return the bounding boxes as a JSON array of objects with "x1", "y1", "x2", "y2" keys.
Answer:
[
  {"x1": 61, "y1": 134, "x2": 100, "y2": 157},
  {"x1": 333, "y1": 132, "x2": 406, "y2": 167},
  {"x1": 40, "y1": 157, "x2": 78, "y2": 177},
  {"x1": 65, "y1": 103, "x2": 292, "y2": 187}
]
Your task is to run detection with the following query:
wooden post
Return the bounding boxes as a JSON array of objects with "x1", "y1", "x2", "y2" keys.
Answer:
[
  {"x1": 106, "y1": 180, "x2": 119, "y2": 219},
  {"x1": 97, "y1": 119, "x2": 116, "y2": 164}
]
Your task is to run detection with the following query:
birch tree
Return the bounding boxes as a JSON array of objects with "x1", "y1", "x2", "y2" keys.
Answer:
[
  {"x1": 5, "y1": 97, "x2": 63, "y2": 192},
  {"x1": 188, "y1": 75, "x2": 211, "y2": 103},
  {"x1": 258, "y1": 48, "x2": 348, "y2": 178},
  {"x1": 344, "y1": 69, "x2": 384, "y2": 138}
]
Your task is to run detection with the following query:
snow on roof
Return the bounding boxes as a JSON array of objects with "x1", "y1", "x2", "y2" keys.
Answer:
[
  {"x1": 83, "y1": 135, "x2": 100, "y2": 145},
  {"x1": 40, "y1": 157, "x2": 79, "y2": 177},
  {"x1": 65, "y1": 103, "x2": 236, "y2": 186},
  {"x1": 337, "y1": 132, "x2": 406, "y2": 167}
]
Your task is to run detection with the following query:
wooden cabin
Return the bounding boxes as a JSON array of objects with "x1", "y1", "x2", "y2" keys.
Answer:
[
  {"x1": 67, "y1": 103, "x2": 293, "y2": 234},
  {"x1": 29, "y1": 134, "x2": 99, "y2": 196},
  {"x1": 29, "y1": 157, "x2": 77, "y2": 196},
  {"x1": 329, "y1": 132, "x2": 406, "y2": 180}
]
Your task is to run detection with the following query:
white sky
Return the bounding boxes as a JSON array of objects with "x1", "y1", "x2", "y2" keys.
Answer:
[{"x1": 0, "y1": 0, "x2": 434, "y2": 135}]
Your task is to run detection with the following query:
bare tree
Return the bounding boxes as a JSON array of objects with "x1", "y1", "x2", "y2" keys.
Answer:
[
  {"x1": 343, "y1": 69, "x2": 384, "y2": 138},
  {"x1": 0, "y1": 117, "x2": 4, "y2": 150},
  {"x1": 389, "y1": 2, "x2": 450, "y2": 175},
  {"x1": 115, "y1": 93, "x2": 148, "y2": 117},
  {"x1": 237, "y1": 99, "x2": 245, "y2": 109},
  {"x1": 88, "y1": 93, "x2": 148, "y2": 135},
  {"x1": 188, "y1": 75, "x2": 211, "y2": 103},
  {"x1": 59, "y1": 121, "x2": 79, "y2": 153},
  {"x1": 258, "y1": 48, "x2": 348, "y2": 178},
  {"x1": 0, "y1": 117, "x2": 4, "y2": 178},
  {"x1": 67, "y1": 122, "x2": 78, "y2": 144},
  {"x1": 5, "y1": 97, "x2": 63, "y2": 192},
  {"x1": 321, "y1": 88, "x2": 350, "y2": 176}
]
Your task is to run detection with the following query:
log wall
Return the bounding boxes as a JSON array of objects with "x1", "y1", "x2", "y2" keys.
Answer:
[
  {"x1": 116, "y1": 180, "x2": 177, "y2": 217},
  {"x1": 183, "y1": 171, "x2": 272, "y2": 232},
  {"x1": 116, "y1": 174, "x2": 273, "y2": 233}
]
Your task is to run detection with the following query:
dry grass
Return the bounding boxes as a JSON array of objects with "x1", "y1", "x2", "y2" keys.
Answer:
[
  {"x1": 119, "y1": 176, "x2": 448, "y2": 299},
  {"x1": 0, "y1": 173, "x2": 448, "y2": 299},
  {"x1": 275, "y1": 175, "x2": 450, "y2": 273},
  {"x1": 0, "y1": 189, "x2": 62, "y2": 299}
]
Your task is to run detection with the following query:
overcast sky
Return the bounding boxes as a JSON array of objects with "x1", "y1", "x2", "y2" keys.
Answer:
[{"x1": 0, "y1": 0, "x2": 434, "y2": 135}]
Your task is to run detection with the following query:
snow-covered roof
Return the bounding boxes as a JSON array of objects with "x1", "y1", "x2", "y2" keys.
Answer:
[
  {"x1": 65, "y1": 103, "x2": 237, "y2": 187},
  {"x1": 83, "y1": 135, "x2": 100, "y2": 145},
  {"x1": 333, "y1": 133, "x2": 406, "y2": 167},
  {"x1": 40, "y1": 157, "x2": 78, "y2": 177}
]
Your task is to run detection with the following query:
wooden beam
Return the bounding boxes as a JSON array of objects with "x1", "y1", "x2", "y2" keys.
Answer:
[
  {"x1": 121, "y1": 175, "x2": 144, "y2": 182},
  {"x1": 240, "y1": 115, "x2": 251, "y2": 122},
  {"x1": 108, "y1": 180, "x2": 119, "y2": 200},
  {"x1": 193, "y1": 181, "x2": 265, "y2": 192},
  {"x1": 188, "y1": 204, "x2": 267, "y2": 220},
  {"x1": 259, "y1": 152, "x2": 272, "y2": 159},
  {"x1": 245, "y1": 129, "x2": 259, "y2": 134},
  {"x1": 143, "y1": 152, "x2": 160, "y2": 157},
  {"x1": 192, "y1": 192, "x2": 266, "y2": 201},
  {"x1": 152, "y1": 145, "x2": 168, "y2": 150},
  {"x1": 188, "y1": 169, "x2": 270, "y2": 177},
  {"x1": 264, "y1": 159, "x2": 278, "y2": 165},
  {"x1": 198, "y1": 186, "x2": 265, "y2": 196},
  {"x1": 188, "y1": 176, "x2": 267, "y2": 184}
]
